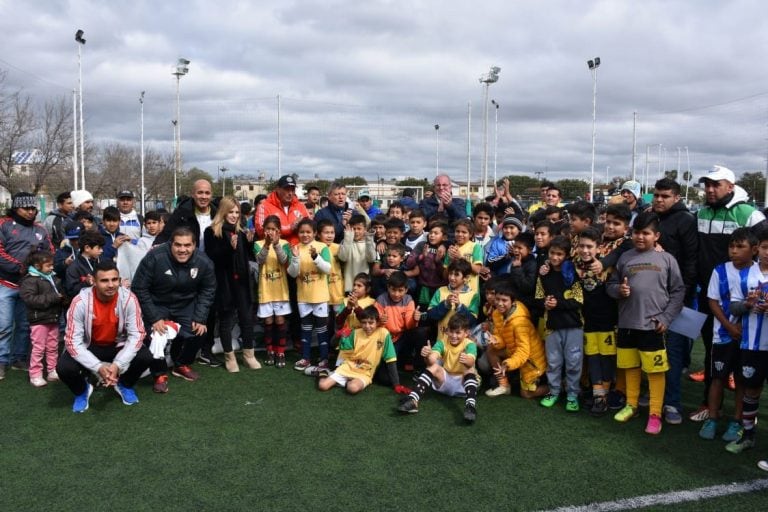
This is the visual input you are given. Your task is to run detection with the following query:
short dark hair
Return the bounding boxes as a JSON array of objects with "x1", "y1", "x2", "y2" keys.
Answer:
[
  {"x1": 102, "y1": 206, "x2": 120, "y2": 222},
  {"x1": 384, "y1": 218, "x2": 405, "y2": 233},
  {"x1": 386, "y1": 243, "x2": 407, "y2": 257},
  {"x1": 731, "y1": 227, "x2": 758, "y2": 246},
  {"x1": 515, "y1": 231, "x2": 535, "y2": 250},
  {"x1": 73, "y1": 210, "x2": 94, "y2": 222},
  {"x1": 371, "y1": 214, "x2": 388, "y2": 227},
  {"x1": 543, "y1": 205, "x2": 563, "y2": 217},
  {"x1": 654, "y1": 177, "x2": 681, "y2": 195},
  {"x1": 408, "y1": 209, "x2": 426, "y2": 221},
  {"x1": 357, "y1": 305, "x2": 380, "y2": 323},
  {"x1": 633, "y1": 211, "x2": 659, "y2": 232},
  {"x1": 447, "y1": 258, "x2": 472, "y2": 277},
  {"x1": 171, "y1": 226, "x2": 196, "y2": 243},
  {"x1": 540, "y1": 180, "x2": 556, "y2": 190},
  {"x1": 578, "y1": 226, "x2": 602, "y2": 244},
  {"x1": 605, "y1": 203, "x2": 632, "y2": 224},
  {"x1": 145, "y1": 211, "x2": 162, "y2": 222},
  {"x1": 567, "y1": 201, "x2": 596, "y2": 223},
  {"x1": 388, "y1": 201, "x2": 404, "y2": 214},
  {"x1": 296, "y1": 218, "x2": 316, "y2": 233},
  {"x1": 93, "y1": 259, "x2": 119, "y2": 277},
  {"x1": 307, "y1": 185, "x2": 321, "y2": 194},
  {"x1": 386, "y1": 271, "x2": 408, "y2": 290},
  {"x1": 447, "y1": 313, "x2": 470, "y2": 332},
  {"x1": 472, "y1": 202, "x2": 494, "y2": 219},
  {"x1": 534, "y1": 220, "x2": 553, "y2": 233},
  {"x1": 316, "y1": 219, "x2": 335, "y2": 233},
  {"x1": 353, "y1": 272, "x2": 372, "y2": 290},
  {"x1": 79, "y1": 230, "x2": 105, "y2": 249},
  {"x1": 56, "y1": 192, "x2": 71, "y2": 204},
  {"x1": 549, "y1": 235, "x2": 571, "y2": 255},
  {"x1": 26, "y1": 250, "x2": 53, "y2": 268},
  {"x1": 494, "y1": 282, "x2": 516, "y2": 301},
  {"x1": 348, "y1": 213, "x2": 366, "y2": 227},
  {"x1": 263, "y1": 215, "x2": 281, "y2": 230}
]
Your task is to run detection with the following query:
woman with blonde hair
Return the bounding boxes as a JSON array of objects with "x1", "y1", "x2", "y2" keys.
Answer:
[{"x1": 203, "y1": 197, "x2": 260, "y2": 372}]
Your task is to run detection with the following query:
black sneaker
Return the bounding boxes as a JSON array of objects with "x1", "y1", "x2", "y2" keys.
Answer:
[
  {"x1": 590, "y1": 396, "x2": 608, "y2": 417},
  {"x1": 464, "y1": 403, "x2": 477, "y2": 424},
  {"x1": 197, "y1": 349, "x2": 222, "y2": 368},
  {"x1": 397, "y1": 398, "x2": 419, "y2": 414},
  {"x1": 607, "y1": 390, "x2": 626, "y2": 411}
]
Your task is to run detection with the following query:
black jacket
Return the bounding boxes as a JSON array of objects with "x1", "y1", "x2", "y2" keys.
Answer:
[
  {"x1": 154, "y1": 196, "x2": 218, "y2": 246},
  {"x1": 19, "y1": 273, "x2": 63, "y2": 325},
  {"x1": 131, "y1": 242, "x2": 216, "y2": 325},
  {"x1": 64, "y1": 255, "x2": 99, "y2": 298},
  {"x1": 657, "y1": 201, "x2": 698, "y2": 302},
  {"x1": 203, "y1": 224, "x2": 254, "y2": 311}
]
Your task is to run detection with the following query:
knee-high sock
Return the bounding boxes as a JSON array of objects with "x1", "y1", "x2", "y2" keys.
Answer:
[
  {"x1": 264, "y1": 322, "x2": 274, "y2": 353},
  {"x1": 314, "y1": 316, "x2": 329, "y2": 360},
  {"x1": 301, "y1": 316, "x2": 313, "y2": 359},
  {"x1": 742, "y1": 395, "x2": 759, "y2": 431},
  {"x1": 625, "y1": 367, "x2": 641, "y2": 408},
  {"x1": 614, "y1": 367, "x2": 626, "y2": 394},
  {"x1": 647, "y1": 371, "x2": 665, "y2": 417},
  {"x1": 463, "y1": 373, "x2": 478, "y2": 407},
  {"x1": 276, "y1": 322, "x2": 287, "y2": 354},
  {"x1": 409, "y1": 370, "x2": 434, "y2": 402}
]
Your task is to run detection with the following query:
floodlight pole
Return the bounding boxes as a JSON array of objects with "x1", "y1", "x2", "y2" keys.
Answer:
[
  {"x1": 588, "y1": 57, "x2": 600, "y2": 203},
  {"x1": 75, "y1": 30, "x2": 86, "y2": 188},
  {"x1": 172, "y1": 58, "x2": 190, "y2": 206},
  {"x1": 479, "y1": 66, "x2": 500, "y2": 200},
  {"x1": 434, "y1": 124, "x2": 440, "y2": 177},
  {"x1": 491, "y1": 99, "x2": 499, "y2": 188},
  {"x1": 72, "y1": 89, "x2": 78, "y2": 190},
  {"x1": 140, "y1": 91, "x2": 145, "y2": 216}
]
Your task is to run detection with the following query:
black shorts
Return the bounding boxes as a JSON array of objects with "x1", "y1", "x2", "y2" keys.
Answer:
[
  {"x1": 738, "y1": 350, "x2": 768, "y2": 389},
  {"x1": 617, "y1": 328, "x2": 665, "y2": 351},
  {"x1": 710, "y1": 342, "x2": 740, "y2": 381}
]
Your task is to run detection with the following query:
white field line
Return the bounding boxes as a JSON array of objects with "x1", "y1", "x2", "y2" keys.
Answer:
[{"x1": 538, "y1": 478, "x2": 768, "y2": 512}]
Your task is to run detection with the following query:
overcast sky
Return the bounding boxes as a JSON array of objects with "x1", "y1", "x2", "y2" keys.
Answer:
[{"x1": 1, "y1": 0, "x2": 767, "y2": 187}]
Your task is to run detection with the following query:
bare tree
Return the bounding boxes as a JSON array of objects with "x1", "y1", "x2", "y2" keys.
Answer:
[
  {"x1": 25, "y1": 97, "x2": 74, "y2": 195},
  {"x1": 0, "y1": 76, "x2": 36, "y2": 193}
]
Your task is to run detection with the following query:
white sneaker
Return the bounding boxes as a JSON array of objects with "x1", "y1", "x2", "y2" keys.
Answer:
[
  {"x1": 30, "y1": 376, "x2": 48, "y2": 387},
  {"x1": 758, "y1": 460, "x2": 768, "y2": 472},
  {"x1": 485, "y1": 385, "x2": 511, "y2": 397},
  {"x1": 47, "y1": 370, "x2": 59, "y2": 382}
]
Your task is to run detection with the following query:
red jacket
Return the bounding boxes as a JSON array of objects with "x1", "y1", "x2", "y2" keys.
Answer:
[{"x1": 254, "y1": 191, "x2": 309, "y2": 245}]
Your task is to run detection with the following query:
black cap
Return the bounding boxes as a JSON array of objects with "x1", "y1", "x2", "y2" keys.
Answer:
[
  {"x1": 116, "y1": 190, "x2": 134, "y2": 199},
  {"x1": 276, "y1": 175, "x2": 297, "y2": 188}
]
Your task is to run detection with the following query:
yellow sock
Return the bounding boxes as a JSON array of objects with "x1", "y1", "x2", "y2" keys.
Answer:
[
  {"x1": 625, "y1": 368, "x2": 641, "y2": 408},
  {"x1": 615, "y1": 369, "x2": 626, "y2": 394},
  {"x1": 647, "y1": 372, "x2": 665, "y2": 417}
]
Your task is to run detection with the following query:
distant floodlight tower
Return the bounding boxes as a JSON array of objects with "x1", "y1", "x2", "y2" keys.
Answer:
[
  {"x1": 172, "y1": 58, "x2": 190, "y2": 204},
  {"x1": 491, "y1": 99, "x2": 500, "y2": 188},
  {"x1": 587, "y1": 57, "x2": 601, "y2": 202},
  {"x1": 479, "y1": 66, "x2": 500, "y2": 200},
  {"x1": 75, "y1": 29, "x2": 86, "y2": 187},
  {"x1": 434, "y1": 124, "x2": 440, "y2": 176}
]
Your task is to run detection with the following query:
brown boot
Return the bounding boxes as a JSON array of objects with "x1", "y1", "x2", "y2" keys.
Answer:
[
  {"x1": 242, "y1": 348, "x2": 262, "y2": 370},
  {"x1": 224, "y1": 352, "x2": 240, "y2": 373}
]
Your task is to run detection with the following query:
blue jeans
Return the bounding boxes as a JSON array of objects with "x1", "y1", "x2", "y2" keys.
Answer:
[
  {"x1": 0, "y1": 285, "x2": 30, "y2": 365},
  {"x1": 664, "y1": 330, "x2": 688, "y2": 411}
]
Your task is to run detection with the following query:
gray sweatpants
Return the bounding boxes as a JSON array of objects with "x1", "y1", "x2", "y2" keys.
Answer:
[{"x1": 545, "y1": 327, "x2": 584, "y2": 398}]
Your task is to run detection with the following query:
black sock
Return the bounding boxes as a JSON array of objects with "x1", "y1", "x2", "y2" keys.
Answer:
[
  {"x1": 463, "y1": 373, "x2": 478, "y2": 408},
  {"x1": 742, "y1": 395, "x2": 759, "y2": 432},
  {"x1": 409, "y1": 370, "x2": 434, "y2": 402}
]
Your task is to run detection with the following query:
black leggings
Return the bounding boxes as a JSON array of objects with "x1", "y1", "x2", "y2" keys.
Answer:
[{"x1": 217, "y1": 281, "x2": 255, "y2": 352}]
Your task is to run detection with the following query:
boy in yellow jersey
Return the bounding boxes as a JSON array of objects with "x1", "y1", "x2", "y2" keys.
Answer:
[
  {"x1": 317, "y1": 219, "x2": 344, "y2": 308},
  {"x1": 444, "y1": 218, "x2": 487, "y2": 293},
  {"x1": 426, "y1": 258, "x2": 479, "y2": 343},
  {"x1": 484, "y1": 282, "x2": 549, "y2": 399},
  {"x1": 397, "y1": 314, "x2": 479, "y2": 424},
  {"x1": 317, "y1": 306, "x2": 408, "y2": 395}
]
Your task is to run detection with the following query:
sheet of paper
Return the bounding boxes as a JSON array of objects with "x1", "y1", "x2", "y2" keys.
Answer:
[{"x1": 668, "y1": 306, "x2": 708, "y2": 339}]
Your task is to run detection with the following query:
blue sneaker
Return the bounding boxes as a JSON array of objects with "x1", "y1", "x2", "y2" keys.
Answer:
[
  {"x1": 72, "y1": 382, "x2": 93, "y2": 413},
  {"x1": 722, "y1": 421, "x2": 743, "y2": 443},
  {"x1": 115, "y1": 382, "x2": 139, "y2": 406},
  {"x1": 699, "y1": 418, "x2": 717, "y2": 440}
]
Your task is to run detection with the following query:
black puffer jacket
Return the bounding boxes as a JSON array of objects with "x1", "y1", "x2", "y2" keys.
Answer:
[
  {"x1": 19, "y1": 273, "x2": 64, "y2": 325},
  {"x1": 154, "y1": 195, "x2": 218, "y2": 246},
  {"x1": 131, "y1": 242, "x2": 216, "y2": 325}
]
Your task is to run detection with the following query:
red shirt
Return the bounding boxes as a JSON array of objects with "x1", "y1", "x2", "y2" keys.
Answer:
[{"x1": 91, "y1": 289, "x2": 118, "y2": 346}]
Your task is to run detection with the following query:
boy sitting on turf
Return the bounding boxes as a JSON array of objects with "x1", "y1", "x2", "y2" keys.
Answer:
[
  {"x1": 397, "y1": 314, "x2": 480, "y2": 423},
  {"x1": 483, "y1": 282, "x2": 548, "y2": 398},
  {"x1": 318, "y1": 305, "x2": 409, "y2": 395}
]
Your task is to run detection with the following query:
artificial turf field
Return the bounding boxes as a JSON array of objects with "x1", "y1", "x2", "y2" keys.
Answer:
[{"x1": 2, "y1": 343, "x2": 768, "y2": 512}]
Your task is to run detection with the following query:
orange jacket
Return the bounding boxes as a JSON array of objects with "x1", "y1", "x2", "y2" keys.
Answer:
[
  {"x1": 254, "y1": 190, "x2": 309, "y2": 245},
  {"x1": 375, "y1": 293, "x2": 417, "y2": 342}
]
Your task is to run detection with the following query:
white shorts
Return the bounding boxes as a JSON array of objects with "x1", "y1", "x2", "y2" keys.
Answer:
[
  {"x1": 257, "y1": 301, "x2": 291, "y2": 318},
  {"x1": 297, "y1": 302, "x2": 328, "y2": 318},
  {"x1": 328, "y1": 372, "x2": 369, "y2": 389},
  {"x1": 433, "y1": 372, "x2": 466, "y2": 397}
]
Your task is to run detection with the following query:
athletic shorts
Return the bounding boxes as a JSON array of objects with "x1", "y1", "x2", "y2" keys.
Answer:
[
  {"x1": 297, "y1": 302, "x2": 328, "y2": 318},
  {"x1": 257, "y1": 301, "x2": 291, "y2": 318},
  {"x1": 328, "y1": 371, "x2": 367, "y2": 389},
  {"x1": 738, "y1": 350, "x2": 768, "y2": 389},
  {"x1": 710, "y1": 342, "x2": 740, "y2": 381},
  {"x1": 584, "y1": 330, "x2": 617, "y2": 357},
  {"x1": 433, "y1": 372, "x2": 466, "y2": 397},
  {"x1": 616, "y1": 328, "x2": 668, "y2": 373}
]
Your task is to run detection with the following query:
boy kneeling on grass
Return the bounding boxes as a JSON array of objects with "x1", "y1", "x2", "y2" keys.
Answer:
[
  {"x1": 397, "y1": 314, "x2": 480, "y2": 424},
  {"x1": 317, "y1": 305, "x2": 410, "y2": 396}
]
